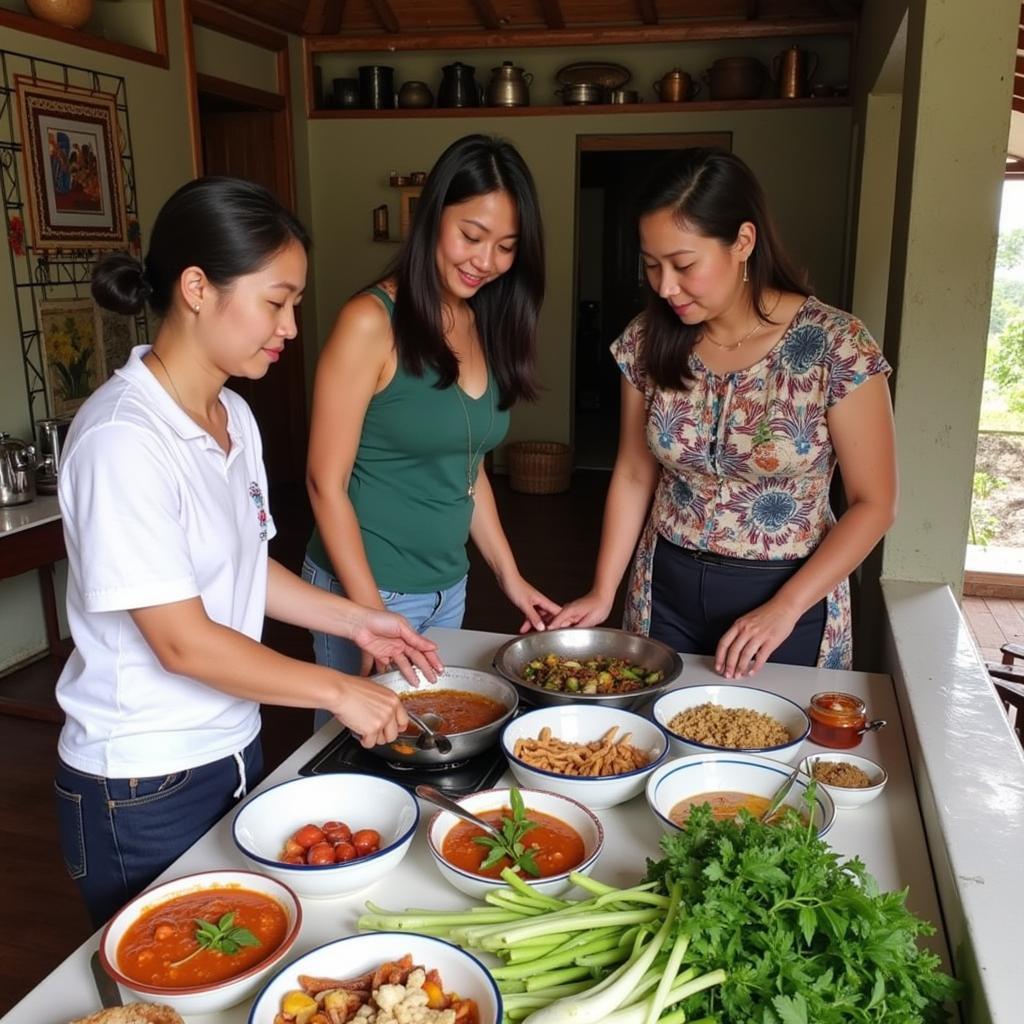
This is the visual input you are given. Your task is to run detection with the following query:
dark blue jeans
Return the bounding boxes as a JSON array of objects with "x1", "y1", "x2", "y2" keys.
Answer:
[
  {"x1": 54, "y1": 738, "x2": 262, "y2": 927},
  {"x1": 649, "y1": 536, "x2": 827, "y2": 667}
]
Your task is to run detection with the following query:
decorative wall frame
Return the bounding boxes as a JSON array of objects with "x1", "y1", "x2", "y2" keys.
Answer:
[
  {"x1": 36, "y1": 296, "x2": 105, "y2": 419},
  {"x1": 15, "y1": 75, "x2": 129, "y2": 250},
  {"x1": 0, "y1": 49, "x2": 147, "y2": 427}
]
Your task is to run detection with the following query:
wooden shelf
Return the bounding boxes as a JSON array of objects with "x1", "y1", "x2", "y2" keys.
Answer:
[
  {"x1": 0, "y1": 3, "x2": 169, "y2": 70},
  {"x1": 310, "y1": 96, "x2": 849, "y2": 119}
]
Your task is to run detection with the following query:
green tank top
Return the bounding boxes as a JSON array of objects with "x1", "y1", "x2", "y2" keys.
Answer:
[{"x1": 306, "y1": 287, "x2": 510, "y2": 593}]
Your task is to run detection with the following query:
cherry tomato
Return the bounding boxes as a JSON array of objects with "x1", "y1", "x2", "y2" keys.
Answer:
[
  {"x1": 282, "y1": 853, "x2": 305, "y2": 865},
  {"x1": 334, "y1": 841, "x2": 357, "y2": 862},
  {"x1": 293, "y1": 824, "x2": 326, "y2": 849},
  {"x1": 322, "y1": 820, "x2": 346, "y2": 832},
  {"x1": 352, "y1": 828, "x2": 381, "y2": 854},
  {"x1": 325, "y1": 824, "x2": 352, "y2": 844},
  {"x1": 283, "y1": 837, "x2": 305, "y2": 858},
  {"x1": 306, "y1": 841, "x2": 335, "y2": 865}
]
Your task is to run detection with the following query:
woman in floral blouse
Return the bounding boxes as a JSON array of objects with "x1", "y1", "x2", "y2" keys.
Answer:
[{"x1": 551, "y1": 149, "x2": 897, "y2": 676}]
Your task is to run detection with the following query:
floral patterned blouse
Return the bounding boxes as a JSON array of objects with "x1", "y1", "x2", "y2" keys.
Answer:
[{"x1": 612, "y1": 295, "x2": 891, "y2": 669}]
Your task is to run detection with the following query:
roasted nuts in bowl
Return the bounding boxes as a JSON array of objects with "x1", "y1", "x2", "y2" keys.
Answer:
[{"x1": 799, "y1": 752, "x2": 888, "y2": 809}]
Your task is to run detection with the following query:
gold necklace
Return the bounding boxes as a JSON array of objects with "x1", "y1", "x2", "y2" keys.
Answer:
[
  {"x1": 453, "y1": 376, "x2": 495, "y2": 499},
  {"x1": 700, "y1": 295, "x2": 782, "y2": 352},
  {"x1": 150, "y1": 348, "x2": 187, "y2": 408}
]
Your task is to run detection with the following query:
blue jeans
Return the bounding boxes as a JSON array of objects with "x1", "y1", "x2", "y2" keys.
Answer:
[
  {"x1": 301, "y1": 556, "x2": 467, "y2": 729},
  {"x1": 54, "y1": 738, "x2": 262, "y2": 927}
]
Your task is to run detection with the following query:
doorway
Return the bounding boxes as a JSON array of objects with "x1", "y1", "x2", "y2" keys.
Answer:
[
  {"x1": 184, "y1": 3, "x2": 307, "y2": 489},
  {"x1": 572, "y1": 134, "x2": 731, "y2": 469}
]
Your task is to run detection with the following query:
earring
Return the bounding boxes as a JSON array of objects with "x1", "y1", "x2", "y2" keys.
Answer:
[
  {"x1": 193, "y1": 304, "x2": 200, "y2": 313},
  {"x1": 742, "y1": 260, "x2": 749, "y2": 284}
]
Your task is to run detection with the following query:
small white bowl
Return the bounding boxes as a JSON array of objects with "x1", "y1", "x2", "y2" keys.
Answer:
[
  {"x1": 501, "y1": 705, "x2": 669, "y2": 809},
  {"x1": 248, "y1": 932, "x2": 502, "y2": 1024},
  {"x1": 100, "y1": 869, "x2": 301, "y2": 1016},
  {"x1": 800, "y1": 752, "x2": 888, "y2": 809},
  {"x1": 652, "y1": 683, "x2": 810, "y2": 765},
  {"x1": 426, "y1": 787, "x2": 604, "y2": 900},
  {"x1": 645, "y1": 752, "x2": 836, "y2": 837},
  {"x1": 232, "y1": 773, "x2": 418, "y2": 899}
]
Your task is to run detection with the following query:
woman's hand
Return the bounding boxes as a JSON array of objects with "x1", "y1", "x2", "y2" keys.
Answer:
[
  {"x1": 331, "y1": 675, "x2": 410, "y2": 748},
  {"x1": 350, "y1": 608, "x2": 444, "y2": 686},
  {"x1": 502, "y1": 574, "x2": 562, "y2": 634},
  {"x1": 715, "y1": 597, "x2": 800, "y2": 679},
  {"x1": 548, "y1": 590, "x2": 614, "y2": 630}
]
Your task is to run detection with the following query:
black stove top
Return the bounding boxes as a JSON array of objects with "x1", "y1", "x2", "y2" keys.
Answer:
[{"x1": 298, "y1": 730, "x2": 508, "y2": 796}]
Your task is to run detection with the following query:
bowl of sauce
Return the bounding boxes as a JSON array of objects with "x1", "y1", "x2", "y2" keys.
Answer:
[
  {"x1": 99, "y1": 869, "x2": 301, "y2": 1015},
  {"x1": 426, "y1": 787, "x2": 604, "y2": 899}
]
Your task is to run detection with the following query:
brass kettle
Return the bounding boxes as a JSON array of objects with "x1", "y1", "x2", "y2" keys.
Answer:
[{"x1": 771, "y1": 44, "x2": 819, "y2": 99}]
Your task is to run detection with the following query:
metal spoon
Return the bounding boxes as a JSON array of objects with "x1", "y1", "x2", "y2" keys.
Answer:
[
  {"x1": 759, "y1": 762, "x2": 803, "y2": 823},
  {"x1": 857, "y1": 718, "x2": 887, "y2": 736},
  {"x1": 405, "y1": 711, "x2": 452, "y2": 754},
  {"x1": 415, "y1": 784, "x2": 504, "y2": 842}
]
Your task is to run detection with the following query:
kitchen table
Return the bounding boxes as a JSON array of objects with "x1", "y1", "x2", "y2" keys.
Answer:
[{"x1": 1, "y1": 627, "x2": 950, "y2": 1024}]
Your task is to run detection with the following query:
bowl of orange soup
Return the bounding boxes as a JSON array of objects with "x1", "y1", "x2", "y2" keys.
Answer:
[
  {"x1": 426, "y1": 787, "x2": 604, "y2": 899},
  {"x1": 99, "y1": 869, "x2": 301, "y2": 1015}
]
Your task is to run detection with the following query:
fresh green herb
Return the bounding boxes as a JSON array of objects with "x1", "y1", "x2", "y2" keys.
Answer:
[
  {"x1": 168, "y1": 912, "x2": 261, "y2": 969},
  {"x1": 473, "y1": 786, "x2": 542, "y2": 877},
  {"x1": 645, "y1": 793, "x2": 960, "y2": 1023}
]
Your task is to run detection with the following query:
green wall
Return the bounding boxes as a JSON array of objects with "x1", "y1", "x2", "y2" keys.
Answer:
[{"x1": 306, "y1": 102, "x2": 853, "y2": 450}]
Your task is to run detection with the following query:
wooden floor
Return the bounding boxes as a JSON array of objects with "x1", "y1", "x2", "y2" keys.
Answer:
[
  {"x1": 0, "y1": 471, "x2": 622, "y2": 1015},
  {"x1": 960, "y1": 595, "x2": 1024, "y2": 663}
]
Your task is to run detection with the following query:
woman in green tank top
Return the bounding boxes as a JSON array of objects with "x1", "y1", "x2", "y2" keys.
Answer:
[{"x1": 303, "y1": 135, "x2": 559, "y2": 694}]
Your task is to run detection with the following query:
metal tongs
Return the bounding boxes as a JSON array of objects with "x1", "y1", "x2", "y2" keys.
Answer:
[{"x1": 759, "y1": 762, "x2": 803, "y2": 823}]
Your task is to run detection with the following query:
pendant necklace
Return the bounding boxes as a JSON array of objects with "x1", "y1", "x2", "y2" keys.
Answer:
[
  {"x1": 453, "y1": 377, "x2": 495, "y2": 499},
  {"x1": 150, "y1": 348, "x2": 187, "y2": 408},
  {"x1": 701, "y1": 294, "x2": 782, "y2": 352}
]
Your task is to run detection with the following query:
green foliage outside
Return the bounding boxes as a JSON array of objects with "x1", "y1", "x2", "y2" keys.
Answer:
[{"x1": 981, "y1": 226, "x2": 1024, "y2": 433}]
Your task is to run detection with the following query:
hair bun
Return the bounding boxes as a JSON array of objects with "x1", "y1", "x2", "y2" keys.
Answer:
[{"x1": 91, "y1": 251, "x2": 151, "y2": 315}]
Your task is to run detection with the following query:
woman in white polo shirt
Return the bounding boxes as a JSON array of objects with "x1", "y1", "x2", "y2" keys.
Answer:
[{"x1": 55, "y1": 177, "x2": 442, "y2": 925}]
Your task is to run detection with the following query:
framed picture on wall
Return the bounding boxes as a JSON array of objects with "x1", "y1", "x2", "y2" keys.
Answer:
[
  {"x1": 37, "y1": 297, "x2": 106, "y2": 418},
  {"x1": 14, "y1": 76, "x2": 128, "y2": 249},
  {"x1": 98, "y1": 307, "x2": 136, "y2": 377}
]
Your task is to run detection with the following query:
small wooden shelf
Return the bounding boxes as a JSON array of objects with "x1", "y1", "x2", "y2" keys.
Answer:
[
  {"x1": 311, "y1": 96, "x2": 849, "y2": 119},
  {"x1": 0, "y1": 3, "x2": 169, "y2": 69}
]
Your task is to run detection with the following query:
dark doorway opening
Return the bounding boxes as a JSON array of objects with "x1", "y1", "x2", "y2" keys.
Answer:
[{"x1": 572, "y1": 134, "x2": 732, "y2": 469}]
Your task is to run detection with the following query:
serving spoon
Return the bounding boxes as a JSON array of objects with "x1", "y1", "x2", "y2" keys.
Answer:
[
  {"x1": 415, "y1": 784, "x2": 504, "y2": 842},
  {"x1": 405, "y1": 711, "x2": 452, "y2": 754},
  {"x1": 759, "y1": 762, "x2": 803, "y2": 823}
]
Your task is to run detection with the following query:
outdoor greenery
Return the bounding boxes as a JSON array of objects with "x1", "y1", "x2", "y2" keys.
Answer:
[{"x1": 982, "y1": 226, "x2": 1024, "y2": 432}]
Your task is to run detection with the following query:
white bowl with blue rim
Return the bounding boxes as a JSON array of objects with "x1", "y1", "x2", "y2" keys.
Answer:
[
  {"x1": 426, "y1": 787, "x2": 604, "y2": 900},
  {"x1": 651, "y1": 683, "x2": 810, "y2": 765},
  {"x1": 800, "y1": 752, "x2": 888, "y2": 810},
  {"x1": 500, "y1": 705, "x2": 669, "y2": 809},
  {"x1": 645, "y1": 752, "x2": 836, "y2": 837},
  {"x1": 247, "y1": 931, "x2": 502, "y2": 1024},
  {"x1": 232, "y1": 773, "x2": 418, "y2": 899}
]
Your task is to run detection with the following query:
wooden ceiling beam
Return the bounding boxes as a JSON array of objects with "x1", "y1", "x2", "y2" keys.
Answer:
[
  {"x1": 190, "y1": 0, "x2": 288, "y2": 50},
  {"x1": 470, "y1": 0, "x2": 504, "y2": 31},
  {"x1": 303, "y1": 0, "x2": 345, "y2": 34},
  {"x1": 368, "y1": 0, "x2": 400, "y2": 33},
  {"x1": 307, "y1": 17, "x2": 857, "y2": 52},
  {"x1": 746, "y1": 0, "x2": 759, "y2": 19},
  {"x1": 637, "y1": 0, "x2": 659, "y2": 25},
  {"x1": 538, "y1": 0, "x2": 565, "y2": 30}
]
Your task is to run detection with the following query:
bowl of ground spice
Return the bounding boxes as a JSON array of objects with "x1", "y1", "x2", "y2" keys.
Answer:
[
  {"x1": 652, "y1": 684, "x2": 810, "y2": 765},
  {"x1": 800, "y1": 752, "x2": 888, "y2": 809}
]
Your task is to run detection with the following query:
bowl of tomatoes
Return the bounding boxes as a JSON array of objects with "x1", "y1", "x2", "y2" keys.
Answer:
[{"x1": 232, "y1": 774, "x2": 419, "y2": 899}]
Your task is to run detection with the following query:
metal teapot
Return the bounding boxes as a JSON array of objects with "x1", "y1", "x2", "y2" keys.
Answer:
[
  {"x1": 0, "y1": 432, "x2": 37, "y2": 507},
  {"x1": 486, "y1": 61, "x2": 532, "y2": 107}
]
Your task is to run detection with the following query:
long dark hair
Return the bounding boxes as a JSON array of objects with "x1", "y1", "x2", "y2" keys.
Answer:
[
  {"x1": 92, "y1": 176, "x2": 310, "y2": 317},
  {"x1": 636, "y1": 149, "x2": 808, "y2": 390},
  {"x1": 388, "y1": 135, "x2": 544, "y2": 409}
]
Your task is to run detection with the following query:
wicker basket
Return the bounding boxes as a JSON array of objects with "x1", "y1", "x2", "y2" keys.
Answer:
[{"x1": 506, "y1": 441, "x2": 573, "y2": 494}]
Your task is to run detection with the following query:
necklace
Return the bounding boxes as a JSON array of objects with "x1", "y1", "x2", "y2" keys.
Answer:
[
  {"x1": 453, "y1": 376, "x2": 495, "y2": 499},
  {"x1": 700, "y1": 295, "x2": 783, "y2": 352},
  {"x1": 150, "y1": 348, "x2": 186, "y2": 408}
]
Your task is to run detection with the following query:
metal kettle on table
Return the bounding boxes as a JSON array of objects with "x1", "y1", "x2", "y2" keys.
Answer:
[
  {"x1": 772, "y1": 44, "x2": 819, "y2": 99},
  {"x1": 0, "y1": 432, "x2": 37, "y2": 507}
]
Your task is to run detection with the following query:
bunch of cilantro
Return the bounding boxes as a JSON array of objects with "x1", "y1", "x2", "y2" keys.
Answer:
[{"x1": 644, "y1": 798, "x2": 960, "y2": 1024}]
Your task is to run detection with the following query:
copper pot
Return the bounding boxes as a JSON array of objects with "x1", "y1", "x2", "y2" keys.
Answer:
[
  {"x1": 26, "y1": 0, "x2": 93, "y2": 28},
  {"x1": 653, "y1": 69, "x2": 699, "y2": 103},
  {"x1": 771, "y1": 45, "x2": 819, "y2": 99},
  {"x1": 703, "y1": 57, "x2": 767, "y2": 101}
]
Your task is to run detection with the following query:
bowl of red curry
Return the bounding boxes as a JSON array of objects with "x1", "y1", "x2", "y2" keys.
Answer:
[
  {"x1": 426, "y1": 786, "x2": 604, "y2": 899},
  {"x1": 368, "y1": 666, "x2": 519, "y2": 766},
  {"x1": 99, "y1": 868, "x2": 301, "y2": 1015}
]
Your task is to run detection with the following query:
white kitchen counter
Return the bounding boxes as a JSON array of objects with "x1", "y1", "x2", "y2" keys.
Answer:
[
  {"x1": 0, "y1": 494, "x2": 60, "y2": 537},
  {"x1": 1, "y1": 628, "x2": 950, "y2": 1024}
]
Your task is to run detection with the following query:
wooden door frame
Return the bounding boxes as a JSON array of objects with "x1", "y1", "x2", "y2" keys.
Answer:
[{"x1": 181, "y1": 0, "x2": 296, "y2": 209}]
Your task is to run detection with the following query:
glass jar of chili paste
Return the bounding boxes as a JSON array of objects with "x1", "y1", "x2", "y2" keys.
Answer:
[{"x1": 807, "y1": 691, "x2": 867, "y2": 748}]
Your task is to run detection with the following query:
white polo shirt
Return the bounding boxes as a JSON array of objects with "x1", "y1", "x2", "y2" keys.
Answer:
[{"x1": 56, "y1": 346, "x2": 274, "y2": 778}]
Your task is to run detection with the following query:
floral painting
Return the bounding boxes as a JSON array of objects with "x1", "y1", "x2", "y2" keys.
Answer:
[
  {"x1": 99, "y1": 307, "x2": 135, "y2": 377},
  {"x1": 15, "y1": 77, "x2": 127, "y2": 249},
  {"x1": 38, "y1": 298, "x2": 106, "y2": 418}
]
